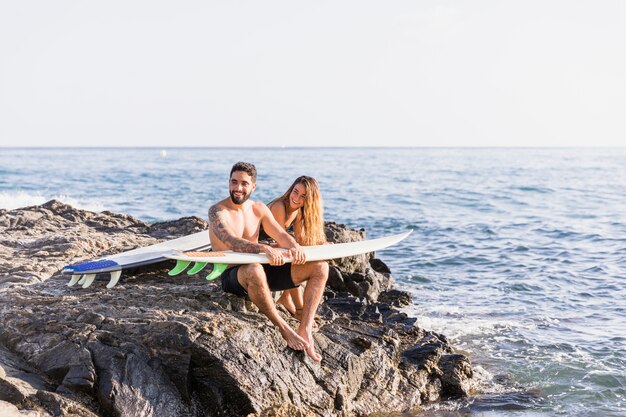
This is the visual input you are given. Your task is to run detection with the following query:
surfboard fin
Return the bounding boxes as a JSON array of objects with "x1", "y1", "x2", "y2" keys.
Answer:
[
  {"x1": 67, "y1": 274, "x2": 82, "y2": 287},
  {"x1": 81, "y1": 274, "x2": 96, "y2": 289},
  {"x1": 168, "y1": 260, "x2": 191, "y2": 276},
  {"x1": 106, "y1": 270, "x2": 122, "y2": 289},
  {"x1": 187, "y1": 262, "x2": 208, "y2": 275},
  {"x1": 206, "y1": 263, "x2": 228, "y2": 281}
]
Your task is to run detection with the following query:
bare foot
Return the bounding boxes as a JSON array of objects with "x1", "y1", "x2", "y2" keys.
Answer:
[
  {"x1": 297, "y1": 326, "x2": 322, "y2": 362},
  {"x1": 279, "y1": 325, "x2": 309, "y2": 351}
]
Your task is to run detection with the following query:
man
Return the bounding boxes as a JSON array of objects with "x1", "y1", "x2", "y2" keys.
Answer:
[{"x1": 208, "y1": 161, "x2": 329, "y2": 362}]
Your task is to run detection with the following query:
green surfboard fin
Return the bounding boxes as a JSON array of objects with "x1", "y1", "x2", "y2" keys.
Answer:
[
  {"x1": 168, "y1": 260, "x2": 191, "y2": 276},
  {"x1": 187, "y1": 262, "x2": 208, "y2": 275},
  {"x1": 206, "y1": 263, "x2": 228, "y2": 281}
]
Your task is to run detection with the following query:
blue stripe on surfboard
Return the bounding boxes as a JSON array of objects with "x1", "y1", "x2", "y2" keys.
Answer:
[
  {"x1": 64, "y1": 259, "x2": 120, "y2": 272},
  {"x1": 61, "y1": 256, "x2": 174, "y2": 274}
]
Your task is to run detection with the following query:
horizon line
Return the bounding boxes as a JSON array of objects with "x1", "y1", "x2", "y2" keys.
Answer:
[{"x1": 2, "y1": 145, "x2": 626, "y2": 150}]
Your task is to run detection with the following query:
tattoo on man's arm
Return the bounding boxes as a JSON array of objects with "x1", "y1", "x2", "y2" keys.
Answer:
[
  {"x1": 230, "y1": 240, "x2": 264, "y2": 253},
  {"x1": 208, "y1": 205, "x2": 264, "y2": 253},
  {"x1": 208, "y1": 205, "x2": 229, "y2": 241}
]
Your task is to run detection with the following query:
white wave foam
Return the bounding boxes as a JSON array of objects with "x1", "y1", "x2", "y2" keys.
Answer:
[
  {"x1": 0, "y1": 191, "x2": 106, "y2": 213},
  {"x1": 408, "y1": 307, "x2": 536, "y2": 345},
  {"x1": 0, "y1": 191, "x2": 46, "y2": 209},
  {"x1": 414, "y1": 314, "x2": 500, "y2": 341}
]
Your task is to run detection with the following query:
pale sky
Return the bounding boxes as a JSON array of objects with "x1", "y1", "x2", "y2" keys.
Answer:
[{"x1": 1, "y1": 1, "x2": 625, "y2": 147}]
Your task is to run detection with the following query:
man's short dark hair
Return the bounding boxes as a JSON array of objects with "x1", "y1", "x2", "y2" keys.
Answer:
[{"x1": 230, "y1": 161, "x2": 257, "y2": 182}]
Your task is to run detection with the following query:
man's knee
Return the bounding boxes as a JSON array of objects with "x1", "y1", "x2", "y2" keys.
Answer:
[
  {"x1": 311, "y1": 260, "x2": 329, "y2": 280},
  {"x1": 291, "y1": 261, "x2": 329, "y2": 285},
  {"x1": 320, "y1": 260, "x2": 329, "y2": 274},
  {"x1": 238, "y1": 263, "x2": 266, "y2": 287}
]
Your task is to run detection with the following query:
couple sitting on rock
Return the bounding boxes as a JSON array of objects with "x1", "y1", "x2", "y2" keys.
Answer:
[{"x1": 208, "y1": 161, "x2": 329, "y2": 362}]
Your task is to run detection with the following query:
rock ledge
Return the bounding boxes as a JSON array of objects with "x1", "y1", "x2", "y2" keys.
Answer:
[{"x1": 0, "y1": 201, "x2": 476, "y2": 417}]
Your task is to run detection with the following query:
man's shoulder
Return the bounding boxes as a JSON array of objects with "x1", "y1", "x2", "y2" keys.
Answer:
[
  {"x1": 242, "y1": 201, "x2": 270, "y2": 220},
  {"x1": 208, "y1": 201, "x2": 222, "y2": 210},
  {"x1": 251, "y1": 200, "x2": 270, "y2": 212},
  {"x1": 209, "y1": 198, "x2": 231, "y2": 215}
]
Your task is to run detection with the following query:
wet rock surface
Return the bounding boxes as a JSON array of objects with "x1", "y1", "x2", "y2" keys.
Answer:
[{"x1": 0, "y1": 201, "x2": 476, "y2": 416}]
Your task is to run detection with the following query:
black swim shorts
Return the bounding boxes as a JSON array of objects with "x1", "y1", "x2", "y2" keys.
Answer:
[{"x1": 221, "y1": 263, "x2": 298, "y2": 297}]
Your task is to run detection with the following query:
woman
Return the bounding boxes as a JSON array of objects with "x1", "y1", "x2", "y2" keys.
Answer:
[{"x1": 266, "y1": 176, "x2": 326, "y2": 322}]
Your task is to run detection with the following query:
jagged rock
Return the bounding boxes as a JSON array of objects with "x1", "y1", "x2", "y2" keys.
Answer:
[
  {"x1": 378, "y1": 289, "x2": 413, "y2": 307},
  {"x1": 439, "y1": 354, "x2": 474, "y2": 398},
  {"x1": 369, "y1": 258, "x2": 391, "y2": 274},
  {"x1": 0, "y1": 201, "x2": 477, "y2": 416},
  {"x1": 147, "y1": 217, "x2": 208, "y2": 239},
  {"x1": 247, "y1": 403, "x2": 315, "y2": 417},
  {"x1": 0, "y1": 400, "x2": 51, "y2": 417},
  {"x1": 323, "y1": 223, "x2": 396, "y2": 302},
  {"x1": 324, "y1": 222, "x2": 370, "y2": 275},
  {"x1": 326, "y1": 266, "x2": 392, "y2": 303},
  {"x1": 34, "y1": 391, "x2": 99, "y2": 417}
]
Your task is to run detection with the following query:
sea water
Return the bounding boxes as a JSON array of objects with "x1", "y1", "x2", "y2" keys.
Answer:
[{"x1": 1, "y1": 147, "x2": 624, "y2": 416}]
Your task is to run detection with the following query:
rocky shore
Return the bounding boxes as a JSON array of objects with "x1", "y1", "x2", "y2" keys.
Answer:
[{"x1": 0, "y1": 201, "x2": 476, "y2": 417}]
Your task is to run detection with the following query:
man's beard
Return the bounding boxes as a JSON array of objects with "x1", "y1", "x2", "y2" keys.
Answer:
[{"x1": 230, "y1": 190, "x2": 250, "y2": 205}]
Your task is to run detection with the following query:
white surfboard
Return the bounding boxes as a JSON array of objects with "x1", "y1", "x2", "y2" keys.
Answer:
[
  {"x1": 165, "y1": 230, "x2": 412, "y2": 280},
  {"x1": 62, "y1": 230, "x2": 211, "y2": 288}
]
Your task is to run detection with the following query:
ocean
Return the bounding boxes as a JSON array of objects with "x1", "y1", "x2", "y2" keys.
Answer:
[{"x1": 1, "y1": 147, "x2": 625, "y2": 416}]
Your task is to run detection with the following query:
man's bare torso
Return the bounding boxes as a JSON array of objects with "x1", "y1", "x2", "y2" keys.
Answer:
[{"x1": 209, "y1": 198, "x2": 264, "y2": 251}]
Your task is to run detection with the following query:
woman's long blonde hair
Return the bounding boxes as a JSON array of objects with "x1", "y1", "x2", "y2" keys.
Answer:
[{"x1": 278, "y1": 176, "x2": 326, "y2": 246}]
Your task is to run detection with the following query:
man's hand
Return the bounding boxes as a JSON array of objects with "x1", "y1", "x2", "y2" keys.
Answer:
[
  {"x1": 289, "y1": 244, "x2": 306, "y2": 265},
  {"x1": 262, "y1": 245, "x2": 286, "y2": 266}
]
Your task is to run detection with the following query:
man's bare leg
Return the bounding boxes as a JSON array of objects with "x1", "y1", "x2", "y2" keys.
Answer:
[
  {"x1": 238, "y1": 264, "x2": 308, "y2": 351},
  {"x1": 277, "y1": 287, "x2": 319, "y2": 330},
  {"x1": 292, "y1": 261, "x2": 329, "y2": 361}
]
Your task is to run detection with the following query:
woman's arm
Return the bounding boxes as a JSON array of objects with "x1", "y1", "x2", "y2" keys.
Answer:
[{"x1": 260, "y1": 204, "x2": 306, "y2": 264}]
